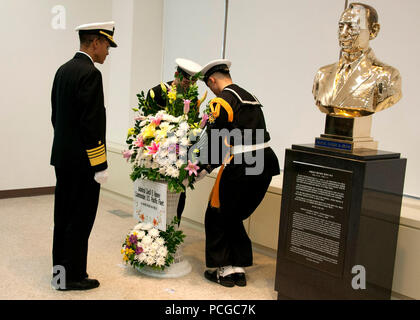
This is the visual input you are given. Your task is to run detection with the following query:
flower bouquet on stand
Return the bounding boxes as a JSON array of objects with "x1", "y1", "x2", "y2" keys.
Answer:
[{"x1": 122, "y1": 70, "x2": 208, "y2": 277}]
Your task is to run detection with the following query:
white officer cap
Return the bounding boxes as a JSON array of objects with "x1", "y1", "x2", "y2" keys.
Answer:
[
  {"x1": 75, "y1": 21, "x2": 117, "y2": 47},
  {"x1": 175, "y1": 58, "x2": 202, "y2": 77}
]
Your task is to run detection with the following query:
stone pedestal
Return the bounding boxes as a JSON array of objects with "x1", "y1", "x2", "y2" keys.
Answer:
[{"x1": 275, "y1": 144, "x2": 406, "y2": 299}]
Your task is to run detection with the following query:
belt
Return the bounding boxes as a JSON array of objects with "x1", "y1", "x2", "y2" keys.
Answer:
[{"x1": 231, "y1": 142, "x2": 270, "y2": 155}]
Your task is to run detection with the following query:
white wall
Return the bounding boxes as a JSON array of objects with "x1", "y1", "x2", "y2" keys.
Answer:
[
  {"x1": 162, "y1": 0, "x2": 226, "y2": 105},
  {"x1": 107, "y1": 0, "x2": 164, "y2": 146},
  {"x1": 0, "y1": 0, "x2": 164, "y2": 191},
  {"x1": 0, "y1": 0, "x2": 112, "y2": 190}
]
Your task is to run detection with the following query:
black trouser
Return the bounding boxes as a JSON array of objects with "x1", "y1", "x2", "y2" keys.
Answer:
[
  {"x1": 52, "y1": 166, "x2": 100, "y2": 281},
  {"x1": 205, "y1": 164, "x2": 272, "y2": 268}
]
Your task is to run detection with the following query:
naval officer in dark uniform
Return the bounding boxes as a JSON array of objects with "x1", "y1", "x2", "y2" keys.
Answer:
[
  {"x1": 199, "y1": 59, "x2": 280, "y2": 287},
  {"x1": 50, "y1": 21, "x2": 117, "y2": 291}
]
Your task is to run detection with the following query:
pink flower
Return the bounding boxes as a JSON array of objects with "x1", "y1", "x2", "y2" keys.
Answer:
[
  {"x1": 135, "y1": 115, "x2": 146, "y2": 121},
  {"x1": 151, "y1": 115, "x2": 162, "y2": 126},
  {"x1": 183, "y1": 99, "x2": 191, "y2": 114},
  {"x1": 122, "y1": 149, "x2": 134, "y2": 161},
  {"x1": 200, "y1": 114, "x2": 209, "y2": 128},
  {"x1": 147, "y1": 141, "x2": 160, "y2": 155},
  {"x1": 134, "y1": 136, "x2": 144, "y2": 148},
  {"x1": 184, "y1": 160, "x2": 199, "y2": 176}
]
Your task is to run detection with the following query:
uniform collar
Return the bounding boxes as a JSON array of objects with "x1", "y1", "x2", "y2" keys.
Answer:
[{"x1": 76, "y1": 51, "x2": 94, "y2": 64}]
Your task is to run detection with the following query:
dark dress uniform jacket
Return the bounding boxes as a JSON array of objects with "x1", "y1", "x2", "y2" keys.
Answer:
[
  {"x1": 50, "y1": 52, "x2": 107, "y2": 283},
  {"x1": 204, "y1": 84, "x2": 280, "y2": 268},
  {"x1": 51, "y1": 52, "x2": 107, "y2": 172}
]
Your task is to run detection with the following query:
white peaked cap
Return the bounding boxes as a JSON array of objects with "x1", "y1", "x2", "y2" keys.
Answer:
[
  {"x1": 201, "y1": 59, "x2": 232, "y2": 81},
  {"x1": 75, "y1": 21, "x2": 117, "y2": 47},
  {"x1": 75, "y1": 21, "x2": 115, "y2": 32},
  {"x1": 175, "y1": 58, "x2": 203, "y2": 76}
]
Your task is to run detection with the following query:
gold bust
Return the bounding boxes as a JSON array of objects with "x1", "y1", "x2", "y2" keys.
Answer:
[{"x1": 313, "y1": 3, "x2": 402, "y2": 118}]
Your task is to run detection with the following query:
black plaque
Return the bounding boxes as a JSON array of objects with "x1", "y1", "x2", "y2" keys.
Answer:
[
  {"x1": 285, "y1": 161, "x2": 352, "y2": 276},
  {"x1": 275, "y1": 144, "x2": 406, "y2": 300}
]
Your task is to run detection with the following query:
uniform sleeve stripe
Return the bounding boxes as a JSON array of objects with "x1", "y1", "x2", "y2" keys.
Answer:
[
  {"x1": 89, "y1": 153, "x2": 107, "y2": 166},
  {"x1": 88, "y1": 150, "x2": 106, "y2": 159},
  {"x1": 87, "y1": 149, "x2": 106, "y2": 157},
  {"x1": 87, "y1": 145, "x2": 105, "y2": 154}
]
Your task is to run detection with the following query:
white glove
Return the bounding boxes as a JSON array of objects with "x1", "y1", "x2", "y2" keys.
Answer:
[{"x1": 94, "y1": 170, "x2": 108, "y2": 184}]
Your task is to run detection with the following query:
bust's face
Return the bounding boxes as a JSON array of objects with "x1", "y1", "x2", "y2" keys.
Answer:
[{"x1": 338, "y1": 6, "x2": 370, "y2": 55}]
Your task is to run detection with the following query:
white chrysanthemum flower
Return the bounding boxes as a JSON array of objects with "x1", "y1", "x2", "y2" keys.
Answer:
[
  {"x1": 142, "y1": 223, "x2": 153, "y2": 231},
  {"x1": 137, "y1": 230, "x2": 146, "y2": 239},
  {"x1": 168, "y1": 153, "x2": 177, "y2": 163},
  {"x1": 180, "y1": 137, "x2": 190, "y2": 146},
  {"x1": 151, "y1": 162, "x2": 159, "y2": 169},
  {"x1": 176, "y1": 129, "x2": 186, "y2": 138},
  {"x1": 175, "y1": 159, "x2": 185, "y2": 168},
  {"x1": 148, "y1": 249, "x2": 157, "y2": 257},
  {"x1": 150, "y1": 241, "x2": 160, "y2": 250},
  {"x1": 142, "y1": 236, "x2": 153, "y2": 246},
  {"x1": 134, "y1": 223, "x2": 143, "y2": 230},
  {"x1": 169, "y1": 167, "x2": 180, "y2": 178},
  {"x1": 158, "y1": 167, "x2": 166, "y2": 175},
  {"x1": 155, "y1": 237, "x2": 165, "y2": 246},
  {"x1": 146, "y1": 256, "x2": 156, "y2": 266},
  {"x1": 178, "y1": 147, "x2": 187, "y2": 157},
  {"x1": 157, "y1": 246, "x2": 168, "y2": 257},
  {"x1": 167, "y1": 135, "x2": 178, "y2": 144},
  {"x1": 149, "y1": 228, "x2": 160, "y2": 238},
  {"x1": 156, "y1": 257, "x2": 166, "y2": 266},
  {"x1": 138, "y1": 253, "x2": 147, "y2": 263},
  {"x1": 179, "y1": 121, "x2": 189, "y2": 131}
]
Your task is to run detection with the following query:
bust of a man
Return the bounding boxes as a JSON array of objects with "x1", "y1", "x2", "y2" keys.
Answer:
[{"x1": 313, "y1": 3, "x2": 402, "y2": 118}]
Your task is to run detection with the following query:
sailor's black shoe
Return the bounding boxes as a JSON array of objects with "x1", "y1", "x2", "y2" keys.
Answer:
[{"x1": 204, "y1": 269, "x2": 235, "y2": 287}]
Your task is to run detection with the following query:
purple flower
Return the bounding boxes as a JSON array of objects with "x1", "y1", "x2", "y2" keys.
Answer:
[
  {"x1": 129, "y1": 234, "x2": 138, "y2": 244},
  {"x1": 135, "y1": 246, "x2": 144, "y2": 255}
]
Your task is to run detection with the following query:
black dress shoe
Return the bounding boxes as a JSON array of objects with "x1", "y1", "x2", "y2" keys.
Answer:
[
  {"x1": 233, "y1": 273, "x2": 246, "y2": 287},
  {"x1": 204, "y1": 270, "x2": 235, "y2": 287},
  {"x1": 55, "y1": 278, "x2": 100, "y2": 291}
]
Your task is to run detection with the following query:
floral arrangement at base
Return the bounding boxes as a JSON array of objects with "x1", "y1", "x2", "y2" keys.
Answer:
[{"x1": 121, "y1": 217, "x2": 185, "y2": 271}]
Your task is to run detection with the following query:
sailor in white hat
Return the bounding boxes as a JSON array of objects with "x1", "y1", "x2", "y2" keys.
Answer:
[
  {"x1": 50, "y1": 21, "x2": 117, "y2": 291},
  {"x1": 144, "y1": 58, "x2": 202, "y2": 114},
  {"x1": 198, "y1": 59, "x2": 280, "y2": 288}
]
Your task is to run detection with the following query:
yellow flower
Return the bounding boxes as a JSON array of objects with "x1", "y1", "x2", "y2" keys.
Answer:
[
  {"x1": 160, "y1": 82, "x2": 167, "y2": 93},
  {"x1": 123, "y1": 255, "x2": 129, "y2": 261},
  {"x1": 142, "y1": 124, "x2": 156, "y2": 139},
  {"x1": 127, "y1": 127, "x2": 135, "y2": 137},
  {"x1": 168, "y1": 91, "x2": 177, "y2": 104},
  {"x1": 150, "y1": 89, "x2": 155, "y2": 99},
  {"x1": 155, "y1": 127, "x2": 169, "y2": 141}
]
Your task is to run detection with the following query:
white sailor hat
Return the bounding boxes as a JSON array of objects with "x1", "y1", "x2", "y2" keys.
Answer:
[
  {"x1": 175, "y1": 58, "x2": 202, "y2": 78},
  {"x1": 201, "y1": 59, "x2": 232, "y2": 82},
  {"x1": 75, "y1": 21, "x2": 117, "y2": 48}
]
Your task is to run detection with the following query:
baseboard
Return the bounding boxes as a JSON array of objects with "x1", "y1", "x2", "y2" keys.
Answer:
[{"x1": 0, "y1": 186, "x2": 55, "y2": 199}]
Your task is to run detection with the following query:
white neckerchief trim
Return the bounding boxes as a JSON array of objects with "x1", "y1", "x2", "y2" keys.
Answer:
[
  {"x1": 77, "y1": 51, "x2": 94, "y2": 64},
  {"x1": 224, "y1": 87, "x2": 261, "y2": 105}
]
